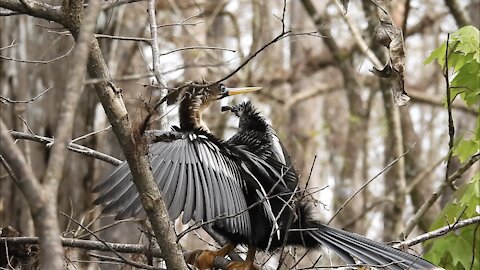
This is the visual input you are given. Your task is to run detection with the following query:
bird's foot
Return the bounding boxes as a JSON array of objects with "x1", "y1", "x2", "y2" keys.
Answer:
[
  {"x1": 185, "y1": 242, "x2": 236, "y2": 270},
  {"x1": 185, "y1": 249, "x2": 219, "y2": 270},
  {"x1": 226, "y1": 260, "x2": 260, "y2": 270}
]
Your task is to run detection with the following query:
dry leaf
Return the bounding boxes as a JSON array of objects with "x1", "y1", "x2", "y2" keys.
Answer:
[{"x1": 372, "y1": 19, "x2": 409, "y2": 106}]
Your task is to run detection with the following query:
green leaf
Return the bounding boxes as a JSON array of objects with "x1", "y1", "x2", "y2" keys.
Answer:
[
  {"x1": 451, "y1": 61, "x2": 480, "y2": 105},
  {"x1": 458, "y1": 176, "x2": 480, "y2": 217},
  {"x1": 447, "y1": 52, "x2": 468, "y2": 72},
  {"x1": 451, "y1": 234, "x2": 471, "y2": 269},
  {"x1": 472, "y1": 172, "x2": 480, "y2": 198},
  {"x1": 454, "y1": 139, "x2": 479, "y2": 163},
  {"x1": 425, "y1": 26, "x2": 480, "y2": 270},
  {"x1": 424, "y1": 234, "x2": 454, "y2": 266},
  {"x1": 452, "y1": 26, "x2": 480, "y2": 55},
  {"x1": 474, "y1": 51, "x2": 480, "y2": 63},
  {"x1": 425, "y1": 42, "x2": 446, "y2": 66}
]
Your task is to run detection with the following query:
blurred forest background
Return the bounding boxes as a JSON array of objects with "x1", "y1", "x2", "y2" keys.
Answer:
[{"x1": 1, "y1": 0, "x2": 479, "y2": 269}]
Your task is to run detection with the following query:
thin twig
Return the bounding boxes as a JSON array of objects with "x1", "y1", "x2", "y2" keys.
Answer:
[
  {"x1": 71, "y1": 125, "x2": 112, "y2": 143},
  {"x1": 18, "y1": 116, "x2": 35, "y2": 135},
  {"x1": 59, "y1": 212, "x2": 158, "y2": 270},
  {"x1": 396, "y1": 216, "x2": 480, "y2": 248},
  {"x1": 402, "y1": 153, "x2": 480, "y2": 237},
  {"x1": 0, "y1": 87, "x2": 53, "y2": 105},
  {"x1": 470, "y1": 223, "x2": 479, "y2": 270},
  {"x1": 88, "y1": 253, "x2": 163, "y2": 270},
  {"x1": 0, "y1": 40, "x2": 17, "y2": 51},
  {"x1": 327, "y1": 144, "x2": 414, "y2": 224},
  {"x1": 94, "y1": 34, "x2": 152, "y2": 43},
  {"x1": 0, "y1": 44, "x2": 74, "y2": 64},
  {"x1": 444, "y1": 33, "x2": 456, "y2": 191},
  {"x1": 0, "y1": 154, "x2": 19, "y2": 184},
  {"x1": 0, "y1": 236, "x2": 163, "y2": 257},
  {"x1": 9, "y1": 131, "x2": 122, "y2": 165},
  {"x1": 159, "y1": 46, "x2": 235, "y2": 56}
]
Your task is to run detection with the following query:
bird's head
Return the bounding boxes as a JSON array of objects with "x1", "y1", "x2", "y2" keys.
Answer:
[
  {"x1": 183, "y1": 82, "x2": 262, "y2": 112},
  {"x1": 178, "y1": 82, "x2": 261, "y2": 131}
]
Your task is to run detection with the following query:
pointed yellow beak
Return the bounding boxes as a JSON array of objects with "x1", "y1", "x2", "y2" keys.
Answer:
[{"x1": 225, "y1": 86, "x2": 262, "y2": 96}]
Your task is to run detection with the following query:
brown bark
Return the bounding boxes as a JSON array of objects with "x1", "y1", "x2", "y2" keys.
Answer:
[
  {"x1": 1, "y1": 119, "x2": 64, "y2": 269},
  {"x1": 0, "y1": 1, "x2": 187, "y2": 269},
  {"x1": 86, "y1": 38, "x2": 187, "y2": 270}
]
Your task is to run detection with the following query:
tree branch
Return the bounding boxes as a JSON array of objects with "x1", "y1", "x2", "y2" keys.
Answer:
[
  {"x1": 9, "y1": 131, "x2": 122, "y2": 165},
  {"x1": 444, "y1": 0, "x2": 471, "y2": 27},
  {"x1": 402, "y1": 153, "x2": 480, "y2": 237},
  {"x1": 408, "y1": 88, "x2": 478, "y2": 116},
  {"x1": 396, "y1": 216, "x2": 480, "y2": 248},
  {"x1": 147, "y1": 0, "x2": 168, "y2": 130},
  {"x1": 0, "y1": 236, "x2": 163, "y2": 257},
  {"x1": 0, "y1": 87, "x2": 53, "y2": 104},
  {"x1": 0, "y1": 119, "x2": 63, "y2": 269},
  {"x1": 85, "y1": 9, "x2": 188, "y2": 270},
  {"x1": 0, "y1": 0, "x2": 63, "y2": 22}
]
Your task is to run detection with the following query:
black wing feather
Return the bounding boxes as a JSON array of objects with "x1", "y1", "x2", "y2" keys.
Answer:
[
  {"x1": 93, "y1": 130, "x2": 256, "y2": 239},
  {"x1": 182, "y1": 145, "x2": 196, "y2": 223}
]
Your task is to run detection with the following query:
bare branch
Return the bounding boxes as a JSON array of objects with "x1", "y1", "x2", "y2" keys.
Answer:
[
  {"x1": 0, "y1": 44, "x2": 74, "y2": 64},
  {"x1": 0, "y1": 40, "x2": 17, "y2": 50},
  {"x1": 327, "y1": 145, "x2": 413, "y2": 224},
  {"x1": 406, "y1": 156, "x2": 445, "y2": 193},
  {"x1": 0, "y1": 119, "x2": 63, "y2": 269},
  {"x1": 71, "y1": 125, "x2": 112, "y2": 143},
  {"x1": 402, "y1": 153, "x2": 480, "y2": 237},
  {"x1": 408, "y1": 88, "x2": 478, "y2": 116},
  {"x1": 94, "y1": 34, "x2": 152, "y2": 43},
  {"x1": 159, "y1": 46, "x2": 235, "y2": 56},
  {"x1": 0, "y1": 87, "x2": 53, "y2": 104},
  {"x1": 81, "y1": 2, "x2": 188, "y2": 268},
  {"x1": 59, "y1": 212, "x2": 159, "y2": 270},
  {"x1": 444, "y1": 34, "x2": 456, "y2": 192},
  {"x1": 0, "y1": 236, "x2": 163, "y2": 257},
  {"x1": 9, "y1": 130, "x2": 122, "y2": 165},
  {"x1": 0, "y1": 0, "x2": 63, "y2": 22},
  {"x1": 0, "y1": 154, "x2": 18, "y2": 184},
  {"x1": 147, "y1": 0, "x2": 168, "y2": 131},
  {"x1": 87, "y1": 253, "x2": 162, "y2": 270},
  {"x1": 333, "y1": 0, "x2": 383, "y2": 69},
  {"x1": 397, "y1": 216, "x2": 480, "y2": 248}
]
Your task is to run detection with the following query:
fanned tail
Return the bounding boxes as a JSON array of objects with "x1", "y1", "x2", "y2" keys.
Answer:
[
  {"x1": 286, "y1": 203, "x2": 442, "y2": 270},
  {"x1": 306, "y1": 225, "x2": 440, "y2": 270}
]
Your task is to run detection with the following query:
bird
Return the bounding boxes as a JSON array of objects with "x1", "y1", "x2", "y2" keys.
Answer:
[
  {"x1": 220, "y1": 101, "x2": 441, "y2": 270},
  {"x1": 93, "y1": 82, "x2": 441, "y2": 270}
]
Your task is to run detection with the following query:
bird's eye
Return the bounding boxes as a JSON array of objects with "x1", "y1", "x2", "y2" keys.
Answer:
[{"x1": 220, "y1": 84, "x2": 226, "y2": 93}]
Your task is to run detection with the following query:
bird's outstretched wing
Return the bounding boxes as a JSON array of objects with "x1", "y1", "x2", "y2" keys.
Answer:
[{"x1": 93, "y1": 130, "x2": 254, "y2": 237}]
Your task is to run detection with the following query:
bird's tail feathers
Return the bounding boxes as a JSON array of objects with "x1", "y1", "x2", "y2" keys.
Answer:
[{"x1": 287, "y1": 202, "x2": 441, "y2": 270}]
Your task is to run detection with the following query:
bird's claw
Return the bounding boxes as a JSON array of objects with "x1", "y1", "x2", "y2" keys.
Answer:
[
  {"x1": 185, "y1": 249, "x2": 221, "y2": 270},
  {"x1": 185, "y1": 248, "x2": 259, "y2": 270},
  {"x1": 226, "y1": 260, "x2": 260, "y2": 270}
]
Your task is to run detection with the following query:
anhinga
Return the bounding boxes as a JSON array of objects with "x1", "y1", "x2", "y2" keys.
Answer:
[{"x1": 93, "y1": 83, "x2": 440, "y2": 270}]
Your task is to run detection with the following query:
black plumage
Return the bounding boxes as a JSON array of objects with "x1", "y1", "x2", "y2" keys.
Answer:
[
  {"x1": 221, "y1": 101, "x2": 441, "y2": 269},
  {"x1": 93, "y1": 83, "x2": 440, "y2": 270},
  {"x1": 93, "y1": 82, "x2": 272, "y2": 241}
]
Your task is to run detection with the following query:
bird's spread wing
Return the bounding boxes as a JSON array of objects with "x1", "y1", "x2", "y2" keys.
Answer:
[{"x1": 93, "y1": 130, "x2": 251, "y2": 238}]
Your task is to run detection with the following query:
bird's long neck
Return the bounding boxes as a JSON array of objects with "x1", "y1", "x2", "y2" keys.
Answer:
[{"x1": 179, "y1": 96, "x2": 209, "y2": 132}]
